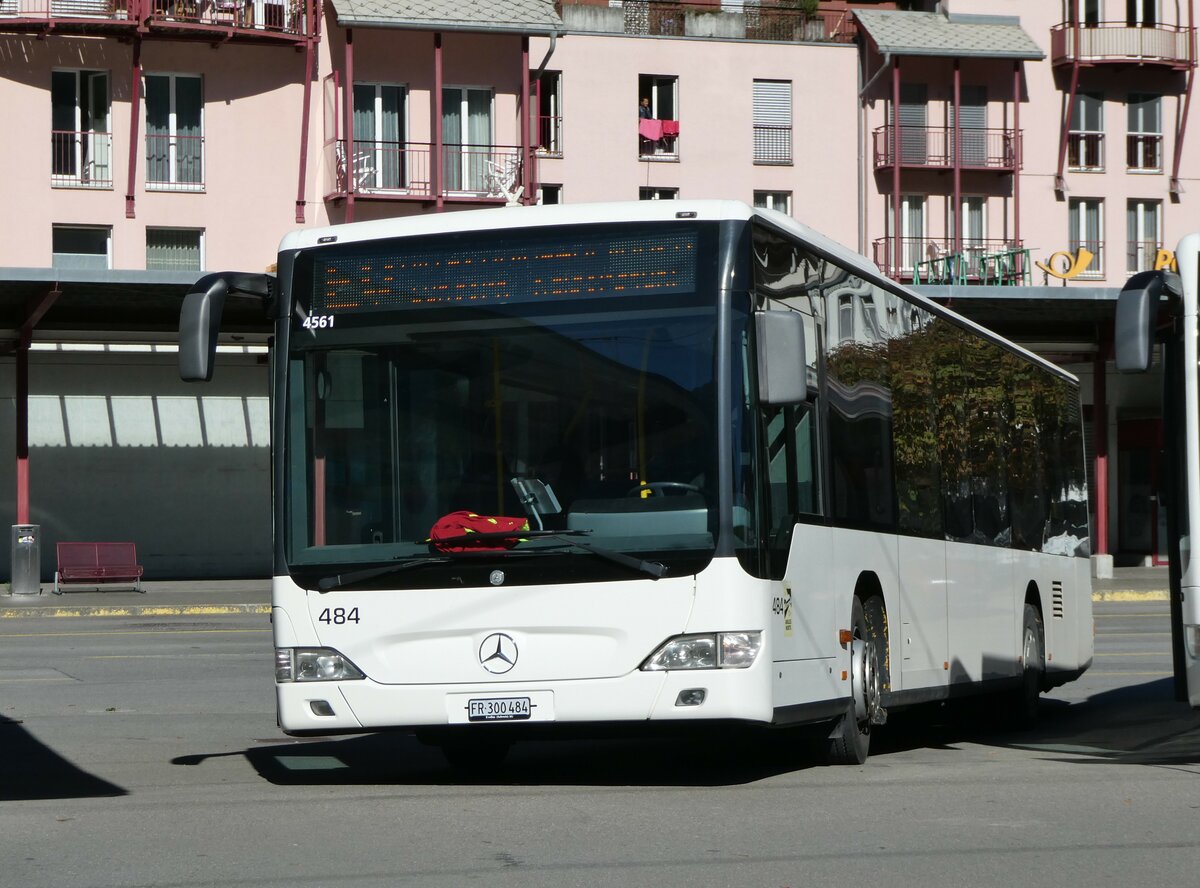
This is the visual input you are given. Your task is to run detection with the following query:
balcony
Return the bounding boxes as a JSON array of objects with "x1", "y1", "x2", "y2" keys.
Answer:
[
  {"x1": 873, "y1": 126, "x2": 1020, "y2": 172},
  {"x1": 326, "y1": 140, "x2": 528, "y2": 204},
  {"x1": 1127, "y1": 134, "x2": 1163, "y2": 171},
  {"x1": 558, "y1": 0, "x2": 856, "y2": 44},
  {"x1": 1127, "y1": 240, "x2": 1164, "y2": 274},
  {"x1": 638, "y1": 118, "x2": 679, "y2": 161},
  {"x1": 1050, "y1": 22, "x2": 1195, "y2": 69},
  {"x1": 51, "y1": 130, "x2": 113, "y2": 189},
  {"x1": 0, "y1": 0, "x2": 308, "y2": 41},
  {"x1": 536, "y1": 114, "x2": 562, "y2": 158},
  {"x1": 146, "y1": 133, "x2": 205, "y2": 191},
  {"x1": 873, "y1": 237, "x2": 1029, "y2": 285},
  {"x1": 1067, "y1": 132, "x2": 1104, "y2": 171}
]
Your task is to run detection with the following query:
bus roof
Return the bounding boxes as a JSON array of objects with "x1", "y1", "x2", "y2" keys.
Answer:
[{"x1": 281, "y1": 200, "x2": 1076, "y2": 384}]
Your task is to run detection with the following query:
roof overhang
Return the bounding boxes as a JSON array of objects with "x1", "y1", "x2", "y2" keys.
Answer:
[
  {"x1": 326, "y1": 0, "x2": 562, "y2": 35},
  {"x1": 854, "y1": 10, "x2": 1045, "y2": 61},
  {"x1": 912, "y1": 285, "x2": 1119, "y2": 349}
]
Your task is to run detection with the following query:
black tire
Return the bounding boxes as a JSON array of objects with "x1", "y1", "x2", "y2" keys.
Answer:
[
  {"x1": 1008, "y1": 603, "x2": 1044, "y2": 728},
  {"x1": 827, "y1": 596, "x2": 883, "y2": 766}
]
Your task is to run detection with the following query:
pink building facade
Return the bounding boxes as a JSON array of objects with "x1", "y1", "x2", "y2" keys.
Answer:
[{"x1": 1, "y1": 0, "x2": 1193, "y2": 577}]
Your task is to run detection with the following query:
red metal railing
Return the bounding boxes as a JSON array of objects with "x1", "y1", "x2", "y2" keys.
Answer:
[
  {"x1": 1127, "y1": 239, "x2": 1164, "y2": 273},
  {"x1": 1127, "y1": 133, "x2": 1163, "y2": 171},
  {"x1": 2, "y1": 0, "x2": 306, "y2": 36},
  {"x1": 537, "y1": 114, "x2": 562, "y2": 157},
  {"x1": 1067, "y1": 131, "x2": 1105, "y2": 170},
  {"x1": 873, "y1": 126, "x2": 1020, "y2": 171},
  {"x1": 328, "y1": 140, "x2": 526, "y2": 201},
  {"x1": 146, "y1": 133, "x2": 205, "y2": 190},
  {"x1": 1050, "y1": 22, "x2": 1194, "y2": 67},
  {"x1": 51, "y1": 130, "x2": 113, "y2": 188}
]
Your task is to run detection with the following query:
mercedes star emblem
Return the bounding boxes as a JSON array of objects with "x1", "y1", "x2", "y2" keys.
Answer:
[
  {"x1": 489, "y1": 569, "x2": 505, "y2": 586},
  {"x1": 478, "y1": 632, "x2": 518, "y2": 674}
]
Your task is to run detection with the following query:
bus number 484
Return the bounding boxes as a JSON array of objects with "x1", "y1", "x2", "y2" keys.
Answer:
[{"x1": 318, "y1": 607, "x2": 360, "y2": 625}]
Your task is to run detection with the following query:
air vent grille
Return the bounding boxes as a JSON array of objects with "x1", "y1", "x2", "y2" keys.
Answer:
[{"x1": 1052, "y1": 581, "x2": 1065, "y2": 619}]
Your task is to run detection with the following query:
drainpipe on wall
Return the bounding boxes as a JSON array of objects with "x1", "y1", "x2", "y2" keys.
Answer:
[
  {"x1": 295, "y1": 0, "x2": 316, "y2": 223},
  {"x1": 434, "y1": 32, "x2": 443, "y2": 212},
  {"x1": 125, "y1": 37, "x2": 142, "y2": 219}
]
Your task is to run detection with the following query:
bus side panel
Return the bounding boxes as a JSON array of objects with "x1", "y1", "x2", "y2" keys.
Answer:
[
  {"x1": 830, "y1": 527, "x2": 900, "y2": 691},
  {"x1": 772, "y1": 524, "x2": 840, "y2": 706},
  {"x1": 1032, "y1": 552, "x2": 1094, "y2": 677},
  {"x1": 897, "y1": 536, "x2": 948, "y2": 693},
  {"x1": 946, "y1": 542, "x2": 1018, "y2": 683}
]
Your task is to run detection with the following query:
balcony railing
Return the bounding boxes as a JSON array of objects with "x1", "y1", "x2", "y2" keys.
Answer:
[
  {"x1": 873, "y1": 126, "x2": 1020, "y2": 171},
  {"x1": 1067, "y1": 240, "x2": 1104, "y2": 279},
  {"x1": 1050, "y1": 22, "x2": 1195, "y2": 67},
  {"x1": 536, "y1": 114, "x2": 562, "y2": 157},
  {"x1": 327, "y1": 140, "x2": 526, "y2": 202},
  {"x1": 872, "y1": 237, "x2": 1028, "y2": 285},
  {"x1": 638, "y1": 118, "x2": 679, "y2": 160},
  {"x1": 1127, "y1": 239, "x2": 1164, "y2": 273},
  {"x1": 1067, "y1": 132, "x2": 1105, "y2": 171},
  {"x1": 753, "y1": 123, "x2": 792, "y2": 165},
  {"x1": 559, "y1": 1, "x2": 856, "y2": 44},
  {"x1": 1127, "y1": 134, "x2": 1163, "y2": 171},
  {"x1": 146, "y1": 133, "x2": 204, "y2": 191},
  {"x1": 2, "y1": 0, "x2": 307, "y2": 37},
  {"x1": 51, "y1": 130, "x2": 113, "y2": 188}
]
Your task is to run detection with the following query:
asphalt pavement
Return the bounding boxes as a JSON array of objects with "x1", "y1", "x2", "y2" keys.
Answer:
[{"x1": 0, "y1": 564, "x2": 1169, "y2": 618}]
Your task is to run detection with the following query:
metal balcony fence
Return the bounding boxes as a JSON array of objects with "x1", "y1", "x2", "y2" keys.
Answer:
[
  {"x1": 51, "y1": 130, "x2": 113, "y2": 188},
  {"x1": 3, "y1": 0, "x2": 306, "y2": 35},
  {"x1": 612, "y1": 1, "x2": 855, "y2": 43},
  {"x1": 1127, "y1": 239, "x2": 1164, "y2": 273},
  {"x1": 1051, "y1": 21, "x2": 1194, "y2": 66},
  {"x1": 146, "y1": 133, "x2": 205, "y2": 190},
  {"x1": 537, "y1": 114, "x2": 562, "y2": 157},
  {"x1": 1067, "y1": 239, "x2": 1104, "y2": 279},
  {"x1": 330, "y1": 140, "x2": 525, "y2": 201},
  {"x1": 873, "y1": 237, "x2": 1028, "y2": 285},
  {"x1": 873, "y1": 126, "x2": 1019, "y2": 170},
  {"x1": 1068, "y1": 132, "x2": 1105, "y2": 171},
  {"x1": 1127, "y1": 133, "x2": 1163, "y2": 171}
]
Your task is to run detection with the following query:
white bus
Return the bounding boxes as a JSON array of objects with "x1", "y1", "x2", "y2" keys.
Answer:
[
  {"x1": 180, "y1": 201, "x2": 1094, "y2": 766},
  {"x1": 1116, "y1": 235, "x2": 1200, "y2": 709}
]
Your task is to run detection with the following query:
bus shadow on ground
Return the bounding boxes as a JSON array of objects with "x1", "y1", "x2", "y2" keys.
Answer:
[
  {"x1": 0, "y1": 715, "x2": 126, "y2": 801},
  {"x1": 873, "y1": 677, "x2": 1200, "y2": 768},
  {"x1": 176, "y1": 727, "x2": 829, "y2": 788}
]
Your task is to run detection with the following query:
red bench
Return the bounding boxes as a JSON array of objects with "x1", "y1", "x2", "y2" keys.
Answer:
[{"x1": 53, "y1": 542, "x2": 144, "y2": 594}]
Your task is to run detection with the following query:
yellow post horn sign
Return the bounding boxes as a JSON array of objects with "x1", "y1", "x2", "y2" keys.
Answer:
[{"x1": 1035, "y1": 248, "x2": 1095, "y2": 280}]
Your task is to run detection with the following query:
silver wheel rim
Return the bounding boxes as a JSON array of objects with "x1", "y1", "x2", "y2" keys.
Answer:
[{"x1": 851, "y1": 636, "x2": 882, "y2": 726}]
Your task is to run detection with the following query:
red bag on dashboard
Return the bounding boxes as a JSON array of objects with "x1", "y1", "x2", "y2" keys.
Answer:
[{"x1": 428, "y1": 511, "x2": 530, "y2": 552}]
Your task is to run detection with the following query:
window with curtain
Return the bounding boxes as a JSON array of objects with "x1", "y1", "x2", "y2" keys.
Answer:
[
  {"x1": 353, "y1": 83, "x2": 405, "y2": 190},
  {"x1": 145, "y1": 73, "x2": 203, "y2": 190},
  {"x1": 949, "y1": 85, "x2": 987, "y2": 167},
  {"x1": 1126, "y1": 199, "x2": 1161, "y2": 272},
  {"x1": 1127, "y1": 94, "x2": 1162, "y2": 171},
  {"x1": 442, "y1": 87, "x2": 492, "y2": 192},
  {"x1": 1069, "y1": 197, "x2": 1104, "y2": 277},
  {"x1": 146, "y1": 228, "x2": 203, "y2": 272}
]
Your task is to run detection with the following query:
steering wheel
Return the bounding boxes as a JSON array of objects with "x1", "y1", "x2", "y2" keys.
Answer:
[{"x1": 626, "y1": 481, "x2": 701, "y2": 497}]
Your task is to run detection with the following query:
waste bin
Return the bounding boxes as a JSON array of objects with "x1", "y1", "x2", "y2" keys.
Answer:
[{"x1": 10, "y1": 524, "x2": 41, "y2": 596}]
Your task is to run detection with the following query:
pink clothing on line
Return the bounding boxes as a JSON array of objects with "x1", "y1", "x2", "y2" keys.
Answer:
[{"x1": 639, "y1": 119, "x2": 664, "y2": 141}]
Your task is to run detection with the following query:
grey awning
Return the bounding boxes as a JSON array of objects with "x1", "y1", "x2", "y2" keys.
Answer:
[
  {"x1": 327, "y1": 0, "x2": 562, "y2": 34},
  {"x1": 854, "y1": 10, "x2": 1045, "y2": 61}
]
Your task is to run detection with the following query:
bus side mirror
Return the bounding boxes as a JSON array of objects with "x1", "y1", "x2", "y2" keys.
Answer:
[
  {"x1": 756, "y1": 310, "x2": 807, "y2": 405},
  {"x1": 1115, "y1": 270, "x2": 1181, "y2": 373},
  {"x1": 179, "y1": 272, "x2": 273, "y2": 382}
]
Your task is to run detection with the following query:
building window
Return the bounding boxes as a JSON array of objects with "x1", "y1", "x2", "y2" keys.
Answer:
[
  {"x1": 752, "y1": 80, "x2": 792, "y2": 165},
  {"x1": 639, "y1": 187, "x2": 678, "y2": 200},
  {"x1": 539, "y1": 184, "x2": 562, "y2": 205},
  {"x1": 536, "y1": 71, "x2": 562, "y2": 157},
  {"x1": 638, "y1": 75, "x2": 679, "y2": 160},
  {"x1": 1127, "y1": 199, "x2": 1161, "y2": 272},
  {"x1": 353, "y1": 83, "x2": 407, "y2": 190},
  {"x1": 1127, "y1": 94, "x2": 1162, "y2": 172},
  {"x1": 753, "y1": 191, "x2": 792, "y2": 215},
  {"x1": 52, "y1": 225, "x2": 111, "y2": 271},
  {"x1": 51, "y1": 70, "x2": 111, "y2": 189},
  {"x1": 1127, "y1": 0, "x2": 1158, "y2": 27},
  {"x1": 147, "y1": 228, "x2": 203, "y2": 272},
  {"x1": 886, "y1": 194, "x2": 926, "y2": 273},
  {"x1": 1068, "y1": 197, "x2": 1104, "y2": 278},
  {"x1": 146, "y1": 74, "x2": 203, "y2": 191},
  {"x1": 442, "y1": 86, "x2": 494, "y2": 192},
  {"x1": 1068, "y1": 93, "x2": 1104, "y2": 171}
]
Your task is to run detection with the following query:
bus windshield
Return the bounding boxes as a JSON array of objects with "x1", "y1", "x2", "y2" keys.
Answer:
[{"x1": 283, "y1": 223, "x2": 722, "y2": 586}]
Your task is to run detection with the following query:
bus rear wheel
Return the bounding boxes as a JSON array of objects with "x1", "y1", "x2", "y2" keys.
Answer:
[{"x1": 828, "y1": 596, "x2": 885, "y2": 765}]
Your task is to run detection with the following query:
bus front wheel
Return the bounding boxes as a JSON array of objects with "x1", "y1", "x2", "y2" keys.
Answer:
[{"x1": 827, "y1": 596, "x2": 885, "y2": 765}]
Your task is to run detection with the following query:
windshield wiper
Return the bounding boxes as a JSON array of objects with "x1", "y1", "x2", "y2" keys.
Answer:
[
  {"x1": 316, "y1": 556, "x2": 452, "y2": 592},
  {"x1": 431, "y1": 529, "x2": 667, "y2": 580}
]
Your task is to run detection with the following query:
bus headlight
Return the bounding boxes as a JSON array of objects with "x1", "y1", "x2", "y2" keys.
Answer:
[
  {"x1": 641, "y1": 632, "x2": 762, "y2": 671},
  {"x1": 275, "y1": 647, "x2": 366, "y2": 682}
]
